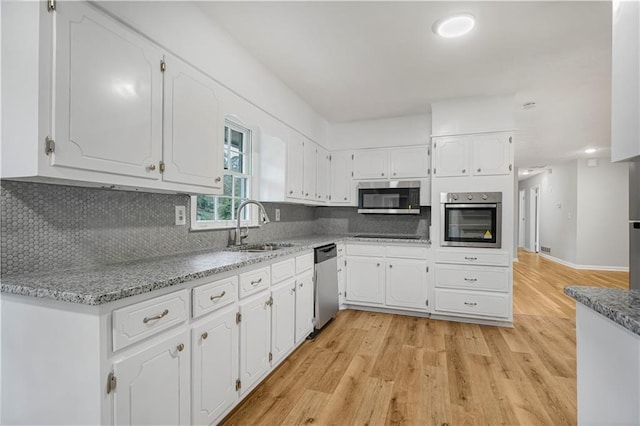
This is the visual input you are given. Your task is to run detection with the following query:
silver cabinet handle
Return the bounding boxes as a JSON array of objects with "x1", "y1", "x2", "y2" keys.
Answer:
[
  {"x1": 289, "y1": 190, "x2": 294, "y2": 195},
  {"x1": 210, "y1": 291, "x2": 226, "y2": 301},
  {"x1": 381, "y1": 173, "x2": 385, "y2": 176},
  {"x1": 202, "y1": 332, "x2": 208, "y2": 340},
  {"x1": 177, "y1": 343, "x2": 185, "y2": 352},
  {"x1": 147, "y1": 164, "x2": 156, "y2": 171},
  {"x1": 389, "y1": 264, "x2": 393, "y2": 268},
  {"x1": 393, "y1": 172, "x2": 397, "y2": 176},
  {"x1": 462, "y1": 169, "x2": 466, "y2": 173},
  {"x1": 344, "y1": 197, "x2": 347, "y2": 200},
  {"x1": 215, "y1": 176, "x2": 222, "y2": 182},
  {"x1": 464, "y1": 257, "x2": 478, "y2": 261},
  {"x1": 464, "y1": 278, "x2": 478, "y2": 282},
  {"x1": 376, "y1": 263, "x2": 380, "y2": 267},
  {"x1": 464, "y1": 302, "x2": 477, "y2": 307},
  {"x1": 305, "y1": 193, "x2": 309, "y2": 196},
  {"x1": 143, "y1": 309, "x2": 169, "y2": 324},
  {"x1": 477, "y1": 168, "x2": 481, "y2": 173},
  {"x1": 251, "y1": 278, "x2": 263, "y2": 286},
  {"x1": 299, "y1": 283, "x2": 304, "y2": 288}
]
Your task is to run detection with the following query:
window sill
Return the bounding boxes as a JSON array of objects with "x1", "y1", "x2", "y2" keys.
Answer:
[{"x1": 189, "y1": 223, "x2": 261, "y2": 232}]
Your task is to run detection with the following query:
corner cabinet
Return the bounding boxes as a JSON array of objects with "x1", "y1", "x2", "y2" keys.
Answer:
[
  {"x1": 433, "y1": 133, "x2": 513, "y2": 177},
  {"x1": 2, "y1": 1, "x2": 224, "y2": 194}
]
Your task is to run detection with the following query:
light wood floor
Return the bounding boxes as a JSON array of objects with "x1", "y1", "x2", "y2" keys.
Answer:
[{"x1": 221, "y1": 250, "x2": 628, "y2": 426}]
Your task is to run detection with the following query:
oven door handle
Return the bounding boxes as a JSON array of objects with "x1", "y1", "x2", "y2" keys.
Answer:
[{"x1": 444, "y1": 204, "x2": 498, "y2": 209}]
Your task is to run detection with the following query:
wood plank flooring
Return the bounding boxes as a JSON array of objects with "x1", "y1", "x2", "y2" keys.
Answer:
[{"x1": 221, "y1": 250, "x2": 628, "y2": 426}]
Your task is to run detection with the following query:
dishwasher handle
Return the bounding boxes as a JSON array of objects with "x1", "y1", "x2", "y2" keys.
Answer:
[{"x1": 315, "y1": 244, "x2": 337, "y2": 262}]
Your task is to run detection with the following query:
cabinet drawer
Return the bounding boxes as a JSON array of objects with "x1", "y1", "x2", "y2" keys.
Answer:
[
  {"x1": 436, "y1": 249, "x2": 510, "y2": 266},
  {"x1": 272, "y1": 258, "x2": 295, "y2": 284},
  {"x1": 435, "y1": 266, "x2": 509, "y2": 292},
  {"x1": 192, "y1": 276, "x2": 238, "y2": 318},
  {"x1": 346, "y1": 244, "x2": 385, "y2": 257},
  {"x1": 385, "y1": 245, "x2": 428, "y2": 259},
  {"x1": 239, "y1": 266, "x2": 271, "y2": 298},
  {"x1": 434, "y1": 289, "x2": 509, "y2": 319},
  {"x1": 296, "y1": 252, "x2": 314, "y2": 274},
  {"x1": 112, "y1": 289, "x2": 189, "y2": 351}
]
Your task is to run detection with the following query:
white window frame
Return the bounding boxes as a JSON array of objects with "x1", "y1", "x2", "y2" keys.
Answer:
[{"x1": 190, "y1": 119, "x2": 258, "y2": 231}]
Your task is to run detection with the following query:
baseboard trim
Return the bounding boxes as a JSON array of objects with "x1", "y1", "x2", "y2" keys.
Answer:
[{"x1": 538, "y1": 253, "x2": 629, "y2": 272}]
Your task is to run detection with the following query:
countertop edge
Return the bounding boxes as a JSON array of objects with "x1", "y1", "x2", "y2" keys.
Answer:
[{"x1": 564, "y1": 286, "x2": 640, "y2": 337}]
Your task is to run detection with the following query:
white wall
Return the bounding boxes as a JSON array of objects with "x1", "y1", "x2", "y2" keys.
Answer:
[
  {"x1": 519, "y1": 159, "x2": 629, "y2": 269},
  {"x1": 576, "y1": 159, "x2": 629, "y2": 268},
  {"x1": 97, "y1": 1, "x2": 328, "y2": 146},
  {"x1": 327, "y1": 114, "x2": 431, "y2": 150}
]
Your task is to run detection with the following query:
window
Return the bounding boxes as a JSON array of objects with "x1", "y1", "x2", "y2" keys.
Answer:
[{"x1": 192, "y1": 120, "x2": 254, "y2": 230}]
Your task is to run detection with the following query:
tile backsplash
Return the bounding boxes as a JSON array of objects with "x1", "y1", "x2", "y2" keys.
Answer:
[{"x1": 1, "y1": 181, "x2": 430, "y2": 276}]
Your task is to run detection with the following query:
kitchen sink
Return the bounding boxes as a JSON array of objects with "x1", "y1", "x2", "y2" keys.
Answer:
[{"x1": 226, "y1": 242, "x2": 296, "y2": 252}]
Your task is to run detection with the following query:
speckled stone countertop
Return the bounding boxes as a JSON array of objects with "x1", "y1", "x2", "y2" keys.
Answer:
[
  {"x1": 564, "y1": 286, "x2": 640, "y2": 336},
  {"x1": 1, "y1": 234, "x2": 430, "y2": 305}
]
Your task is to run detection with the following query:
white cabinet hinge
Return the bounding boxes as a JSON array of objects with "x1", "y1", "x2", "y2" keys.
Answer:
[
  {"x1": 236, "y1": 312, "x2": 242, "y2": 324},
  {"x1": 344, "y1": 291, "x2": 347, "y2": 298},
  {"x1": 351, "y1": 171, "x2": 354, "y2": 177},
  {"x1": 433, "y1": 168, "x2": 436, "y2": 175},
  {"x1": 427, "y1": 168, "x2": 431, "y2": 175},
  {"x1": 159, "y1": 161, "x2": 165, "y2": 173},
  {"x1": 45, "y1": 137, "x2": 55, "y2": 155},
  {"x1": 426, "y1": 266, "x2": 429, "y2": 273},
  {"x1": 329, "y1": 155, "x2": 332, "y2": 161},
  {"x1": 160, "y1": 60, "x2": 166, "y2": 72},
  {"x1": 269, "y1": 352, "x2": 273, "y2": 362},
  {"x1": 425, "y1": 299, "x2": 429, "y2": 307},
  {"x1": 509, "y1": 136, "x2": 512, "y2": 143},
  {"x1": 235, "y1": 379, "x2": 241, "y2": 391},
  {"x1": 47, "y1": 0, "x2": 56, "y2": 12},
  {"x1": 509, "y1": 164, "x2": 513, "y2": 171},
  {"x1": 265, "y1": 296, "x2": 273, "y2": 307},
  {"x1": 433, "y1": 142, "x2": 437, "y2": 149},
  {"x1": 428, "y1": 147, "x2": 431, "y2": 156},
  {"x1": 106, "y1": 371, "x2": 117, "y2": 394}
]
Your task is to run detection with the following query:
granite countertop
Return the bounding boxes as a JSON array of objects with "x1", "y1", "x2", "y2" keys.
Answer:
[
  {"x1": 0, "y1": 234, "x2": 430, "y2": 306},
  {"x1": 564, "y1": 286, "x2": 640, "y2": 336}
]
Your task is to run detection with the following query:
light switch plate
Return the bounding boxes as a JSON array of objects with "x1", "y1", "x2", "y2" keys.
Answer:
[
  {"x1": 175, "y1": 206, "x2": 186, "y2": 226},
  {"x1": 275, "y1": 209, "x2": 281, "y2": 222}
]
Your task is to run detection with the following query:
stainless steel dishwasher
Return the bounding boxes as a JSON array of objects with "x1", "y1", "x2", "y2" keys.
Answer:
[{"x1": 314, "y1": 243, "x2": 339, "y2": 332}]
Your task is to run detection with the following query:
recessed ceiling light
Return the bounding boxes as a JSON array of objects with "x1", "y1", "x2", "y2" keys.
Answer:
[
  {"x1": 433, "y1": 13, "x2": 475, "y2": 38},
  {"x1": 585, "y1": 148, "x2": 597, "y2": 154}
]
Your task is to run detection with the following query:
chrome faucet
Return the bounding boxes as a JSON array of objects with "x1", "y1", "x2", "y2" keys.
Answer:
[{"x1": 234, "y1": 200, "x2": 271, "y2": 246}]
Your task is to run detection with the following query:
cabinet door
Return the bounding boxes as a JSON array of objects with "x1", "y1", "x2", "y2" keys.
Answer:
[
  {"x1": 390, "y1": 146, "x2": 430, "y2": 178},
  {"x1": 303, "y1": 140, "x2": 317, "y2": 201},
  {"x1": 239, "y1": 294, "x2": 271, "y2": 395},
  {"x1": 472, "y1": 134, "x2": 512, "y2": 176},
  {"x1": 286, "y1": 135, "x2": 304, "y2": 199},
  {"x1": 352, "y1": 150, "x2": 388, "y2": 179},
  {"x1": 162, "y1": 56, "x2": 223, "y2": 190},
  {"x1": 113, "y1": 331, "x2": 190, "y2": 426},
  {"x1": 345, "y1": 256, "x2": 385, "y2": 304},
  {"x1": 295, "y1": 273, "x2": 314, "y2": 343},
  {"x1": 53, "y1": 2, "x2": 163, "y2": 179},
  {"x1": 433, "y1": 137, "x2": 470, "y2": 177},
  {"x1": 330, "y1": 151, "x2": 353, "y2": 204},
  {"x1": 385, "y1": 258, "x2": 429, "y2": 310},
  {"x1": 191, "y1": 308, "x2": 238, "y2": 425},
  {"x1": 271, "y1": 281, "x2": 296, "y2": 364},
  {"x1": 316, "y1": 147, "x2": 330, "y2": 203}
]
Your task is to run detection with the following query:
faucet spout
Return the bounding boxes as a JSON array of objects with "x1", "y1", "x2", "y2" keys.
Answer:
[{"x1": 234, "y1": 200, "x2": 270, "y2": 246}]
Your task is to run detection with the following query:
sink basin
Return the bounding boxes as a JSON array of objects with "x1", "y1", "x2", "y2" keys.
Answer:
[{"x1": 227, "y1": 242, "x2": 296, "y2": 253}]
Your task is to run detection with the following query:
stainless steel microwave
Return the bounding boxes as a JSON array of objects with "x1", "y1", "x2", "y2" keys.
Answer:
[
  {"x1": 357, "y1": 181, "x2": 420, "y2": 214},
  {"x1": 440, "y1": 192, "x2": 502, "y2": 248}
]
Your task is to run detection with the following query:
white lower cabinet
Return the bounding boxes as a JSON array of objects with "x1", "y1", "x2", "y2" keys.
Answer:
[
  {"x1": 345, "y1": 256, "x2": 385, "y2": 305},
  {"x1": 113, "y1": 330, "x2": 191, "y2": 426},
  {"x1": 271, "y1": 280, "x2": 296, "y2": 365},
  {"x1": 434, "y1": 289, "x2": 510, "y2": 318},
  {"x1": 295, "y1": 272, "x2": 315, "y2": 343},
  {"x1": 191, "y1": 307, "x2": 238, "y2": 426},
  {"x1": 385, "y1": 258, "x2": 429, "y2": 310},
  {"x1": 239, "y1": 292, "x2": 272, "y2": 395},
  {"x1": 345, "y1": 243, "x2": 431, "y2": 311}
]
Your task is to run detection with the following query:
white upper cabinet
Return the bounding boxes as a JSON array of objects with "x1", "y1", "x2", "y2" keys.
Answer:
[
  {"x1": 472, "y1": 133, "x2": 512, "y2": 176},
  {"x1": 53, "y1": 1, "x2": 163, "y2": 180},
  {"x1": 286, "y1": 133, "x2": 304, "y2": 200},
  {"x1": 433, "y1": 136, "x2": 470, "y2": 177},
  {"x1": 611, "y1": 0, "x2": 640, "y2": 162},
  {"x1": 316, "y1": 146, "x2": 330, "y2": 203},
  {"x1": 389, "y1": 146, "x2": 430, "y2": 179},
  {"x1": 330, "y1": 151, "x2": 353, "y2": 205},
  {"x1": 302, "y1": 139, "x2": 317, "y2": 201},
  {"x1": 162, "y1": 56, "x2": 223, "y2": 189},
  {"x1": 433, "y1": 133, "x2": 512, "y2": 178},
  {"x1": 352, "y1": 149, "x2": 388, "y2": 179}
]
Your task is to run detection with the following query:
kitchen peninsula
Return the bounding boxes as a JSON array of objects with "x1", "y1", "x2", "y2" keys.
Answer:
[{"x1": 564, "y1": 286, "x2": 640, "y2": 425}]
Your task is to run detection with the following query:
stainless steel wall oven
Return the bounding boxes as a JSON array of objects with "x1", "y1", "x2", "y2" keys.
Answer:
[{"x1": 440, "y1": 192, "x2": 502, "y2": 248}]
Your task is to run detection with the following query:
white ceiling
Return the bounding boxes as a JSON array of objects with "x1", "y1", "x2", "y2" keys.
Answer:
[{"x1": 198, "y1": 1, "x2": 612, "y2": 171}]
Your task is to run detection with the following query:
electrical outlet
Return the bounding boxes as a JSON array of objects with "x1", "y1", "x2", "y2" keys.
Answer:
[
  {"x1": 175, "y1": 206, "x2": 186, "y2": 226},
  {"x1": 275, "y1": 209, "x2": 281, "y2": 222}
]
